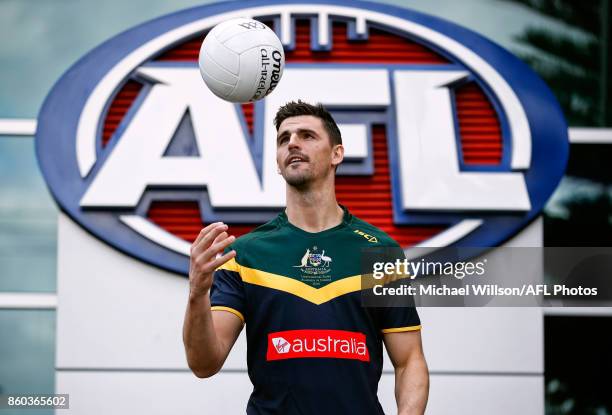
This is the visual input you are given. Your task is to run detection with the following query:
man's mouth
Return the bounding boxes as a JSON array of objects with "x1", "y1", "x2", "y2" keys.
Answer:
[{"x1": 286, "y1": 155, "x2": 308, "y2": 166}]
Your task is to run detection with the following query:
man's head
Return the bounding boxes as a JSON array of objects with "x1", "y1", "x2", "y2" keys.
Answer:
[{"x1": 274, "y1": 100, "x2": 344, "y2": 188}]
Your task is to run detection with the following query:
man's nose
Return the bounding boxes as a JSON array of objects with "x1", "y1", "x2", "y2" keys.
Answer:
[{"x1": 287, "y1": 133, "x2": 300, "y2": 149}]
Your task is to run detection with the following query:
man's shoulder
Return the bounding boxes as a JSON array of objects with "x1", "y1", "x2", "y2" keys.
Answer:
[{"x1": 347, "y1": 214, "x2": 400, "y2": 247}]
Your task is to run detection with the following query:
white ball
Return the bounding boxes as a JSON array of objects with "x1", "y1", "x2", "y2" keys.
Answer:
[{"x1": 199, "y1": 18, "x2": 285, "y2": 103}]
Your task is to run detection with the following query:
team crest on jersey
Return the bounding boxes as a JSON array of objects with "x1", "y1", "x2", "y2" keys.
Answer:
[
  {"x1": 35, "y1": 0, "x2": 568, "y2": 275},
  {"x1": 294, "y1": 246, "x2": 332, "y2": 276}
]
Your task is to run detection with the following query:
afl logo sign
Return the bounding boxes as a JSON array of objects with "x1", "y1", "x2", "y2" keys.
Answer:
[{"x1": 35, "y1": 0, "x2": 568, "y2": 275}]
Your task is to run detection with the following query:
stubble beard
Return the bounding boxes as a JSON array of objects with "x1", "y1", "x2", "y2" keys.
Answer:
[
  {"x1": 282, "y1": 167, "x2": 313, "y2": 189},
  {"x1": 285, "y1": 172, "x2": 312, "y2": 189}
]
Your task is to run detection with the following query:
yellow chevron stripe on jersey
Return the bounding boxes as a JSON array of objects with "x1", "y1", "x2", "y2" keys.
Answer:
[
  {"x1": 220, "y1": 258, "x2": 362, "y2": 305},
  {"x1": 217, "y1": 258, "x2": 413, "y2": 305},
  {"x1": 241, "y1": 266, "x2": 362, "y2": 305}
]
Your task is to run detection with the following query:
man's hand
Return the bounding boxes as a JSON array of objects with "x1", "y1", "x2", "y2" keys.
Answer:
[{"x1": 189, "y1": 222, "x2": 236, "y2": 298}]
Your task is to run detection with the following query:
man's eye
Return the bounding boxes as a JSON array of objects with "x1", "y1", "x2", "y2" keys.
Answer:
[{"x1": 279, "y1": 137, "x2": 288, "y2": 144}]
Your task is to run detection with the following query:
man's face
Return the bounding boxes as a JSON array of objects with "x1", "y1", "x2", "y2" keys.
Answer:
[{"x1": 276, "y1": 115, "x2": 342, "y2": 188}]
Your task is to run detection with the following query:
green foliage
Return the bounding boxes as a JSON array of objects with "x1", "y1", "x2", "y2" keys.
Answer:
[{"x1": 501, "y1": 0, "x2": 610, "y2": 126}]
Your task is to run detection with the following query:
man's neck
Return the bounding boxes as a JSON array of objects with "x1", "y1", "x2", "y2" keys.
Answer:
[{"x1": 285, "y1": 182, "x2": 344, "y2": 233}]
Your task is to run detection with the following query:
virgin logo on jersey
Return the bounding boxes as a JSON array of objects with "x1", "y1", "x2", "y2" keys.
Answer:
[
  {"x1": 35, "y1": 1, "x2": 568, "y2": 275},
  {"x1": 267, "y1": 330, "x2": 370, "y2": 362}
]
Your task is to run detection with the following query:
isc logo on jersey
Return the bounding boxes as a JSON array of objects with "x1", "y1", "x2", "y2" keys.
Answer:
[{"x1": 35, "y1": 1, "x2": 568, "y2": 275}]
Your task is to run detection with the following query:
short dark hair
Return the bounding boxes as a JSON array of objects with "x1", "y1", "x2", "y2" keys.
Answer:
[{"x1": 273, "y1": 100, "x2": 342, "y2": 147}]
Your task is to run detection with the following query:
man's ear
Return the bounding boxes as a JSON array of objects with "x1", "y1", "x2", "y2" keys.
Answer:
[{"x1": 332, "y1": 144, "x2": 344, "y2": 169}]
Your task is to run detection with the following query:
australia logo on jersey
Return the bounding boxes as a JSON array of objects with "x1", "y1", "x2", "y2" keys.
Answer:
[{"x1": 267, "y1": 330, "x2": 370, "y2": 362}]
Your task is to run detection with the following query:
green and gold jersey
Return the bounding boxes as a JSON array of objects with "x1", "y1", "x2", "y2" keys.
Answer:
[{"x1": 211, "y1": 204, "x2": 421, "y2": 415}]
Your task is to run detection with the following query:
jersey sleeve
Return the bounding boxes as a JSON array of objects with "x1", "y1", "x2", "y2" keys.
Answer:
[
  {"x1": 210, "y1": 247, "x2": 246, "y2": 324},
  {"x1": 375, "y1": 241, "x2": 421, "y2": 333},
  {"x1": 377, "y1": 306, "x2": 421, "y2": 333}
]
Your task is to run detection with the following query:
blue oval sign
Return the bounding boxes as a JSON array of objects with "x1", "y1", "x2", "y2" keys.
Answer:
[{"x1": 36, "y1": 0, "x2": 569, "y2": 275}]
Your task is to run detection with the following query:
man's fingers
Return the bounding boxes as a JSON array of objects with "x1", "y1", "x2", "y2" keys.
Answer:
[
  {"x1": 194, "y1": 240, "x2": 236, "y2": 274},
  {"x1": 208, "y1": 234, "x2": 235, "y2": 258},
  {"x1": 200, "y1": 227, "x2": 230, "y2": 253},
  {"x1": 192, "y1": 222, "x2": 224, "y2": 246},
  {"x1": 212, "y1": 231, "x2": 229, "y2": 246},
  {"x1": 206, "y1": 231, "x2": 230, "y2": 260},
  {"x1": 194, "y1": 233, "x2": 235, "y2": 267},
  {"x1": 192, "y1": 223, "x2": 228, "y2": 255},
  {"x1": 208, "y1": 249, "x2": 237, "y2": 271}
]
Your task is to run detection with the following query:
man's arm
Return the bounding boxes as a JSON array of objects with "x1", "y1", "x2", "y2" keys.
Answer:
[
  {"x1": 183, "y1": 291, "x2": 243, "y2": 378},
  {"x1": 383, "y1": 330, "x2": 429, "y2": 415},
  {"x1": 182, "y1": 222, "x2": 243, "y2": 378}
]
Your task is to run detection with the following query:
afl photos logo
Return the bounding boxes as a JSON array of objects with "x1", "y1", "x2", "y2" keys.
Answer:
[{"x1": 35, "y1": 0, "x2": 568, "y2": 275}]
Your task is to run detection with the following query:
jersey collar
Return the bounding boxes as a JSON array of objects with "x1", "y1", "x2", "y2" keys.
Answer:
[{"x1": 279, "y1": 203, "x2": 352, "y2": 237}]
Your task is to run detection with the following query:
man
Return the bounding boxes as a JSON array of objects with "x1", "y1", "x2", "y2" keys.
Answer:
[{"x1": 183, "y1": 101, "x2": 429, "y2": 414}]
